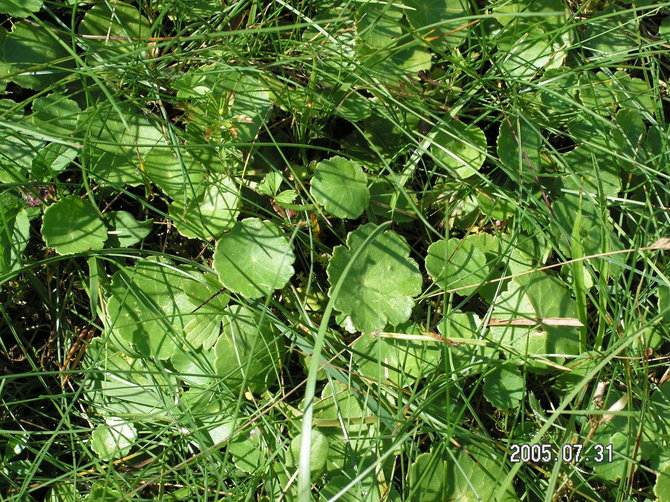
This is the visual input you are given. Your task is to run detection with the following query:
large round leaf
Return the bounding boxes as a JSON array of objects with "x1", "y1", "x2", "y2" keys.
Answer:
[
  {"x1": 213, "y1": 304, "x2": 283, "y2": 392},
  {"x1": 327, "y1": 223, "x2": 422, "y2": 332},
  {"x1": 310, "y1": 156, "x2": 369, "y2": 219},
  {"x1": 431, "y1": 118, "x2": 487, "y2": 179},
  {"x1": 213, "y1": 218, "x2": 295, "y2": 299},
  {"x1": 425, "y1": 236, "x2": 489, "y2": 295},
  {"x1": 41, "y1": 196, "x2": 107, "y2": 255}
]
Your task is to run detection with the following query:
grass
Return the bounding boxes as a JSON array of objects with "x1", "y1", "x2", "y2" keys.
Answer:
[{"x1": 1, "y1": 0, "x2": 670, "y2": 501}]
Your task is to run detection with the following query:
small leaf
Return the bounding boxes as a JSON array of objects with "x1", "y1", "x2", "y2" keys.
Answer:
[
  {"x1": 256, "y1": 172, "x2": 282, "y2": 196},
  {"x1": 483, "y1": 364, "x2": 525, "y2": 410},
  {"x1": 310, "y1": 156, "x2": 369, "y2": 219},
  {"x1": 32, "y1": 143, "x2": 78, "y2": 179},
  {"x1": 655, "y1": 462, "x2": 670, "y2": 502},
  {"x1": 90, "y1": 418, "x2": 137, "y2": 461},
  {"x1": 213, "y1": 304, "x2": 283, "y2": 392},
  {"x1": 142, "y1": 149, "x2": 206, "y2": 203},
  {"x1": 104, "y1": 210, "x2": 152, "y2": 248},
  {"x1": 583, "y1": 7, "x2": 638, "y2": 56},
  {"x1": 425, "y1": 236, "x2": 489, "y2": 295},
  {"x1": 41, "y1": 196, "x2": 107, "y2": 255},
  {"x1": 431, "y1": 118, "x2": 487, "y2": 179},
  {"x1": 488, "y1": 272, "x2": 581, "y2": 371},
  {"x1": 497, "y1": 116, "x2": 542, "y2": 179},
  {"x1": 106, "y1": 260, "x2": 226, "y2": 359},
  {"x1": 355, "y1": 3, "x2": 403, "y2": 49},
  {"x1": 0, "y1": 204, "x2": 30, "y2": 274},
  {"x1": 327, "y1": 223, "x2": 422, "y2": 332},
  {"x1": 213, "y1": 218, "x2": 295, "y2": 299}
]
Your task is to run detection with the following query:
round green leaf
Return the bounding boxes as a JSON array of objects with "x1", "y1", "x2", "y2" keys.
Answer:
[
  {"x1": 483, "y1": 364, "x2": 525, "y2": 410},
  {"x1": 78, "y1": 102, "x2": 166, "y2": 157},
  {"x1": 327, "y1": 223, "x2": 422, "y2": 332},
  {"x1": 90, "y1": 418, "x2": 137, "y2": 461},
  {"x1": 310, "y1": 156, "x2": 369, "y2": 219},
  {"x1": 79, "y1": 1, "x2": 151, "y2": 61},
  {"x1": 425, "y1": 237, "x2": 488, "y2": 295},
  {"x1": 431, "y1": 119, "x2": 487, "y2": 179},
  {"x1": 41, "y1": 196, "x2": 107, "y2": 255},
  {"x1": 355, "y1": 3, "x2": 403, "y2": 49},
  {"x1": 106, "y1": 260, "x2": 226, "y2": 359},
  {"x1": 352, "y1": 323, "x2": 441, "y2": 386},
  {"x1": 213, "y1": 218, "x2": 295, "y2": 299},
  {"x1": 213, "y1": 304, "x2": 283, "y2": 392},
  {"x1": 142, "y1": 149, "x2": 206, "y2": 203}
]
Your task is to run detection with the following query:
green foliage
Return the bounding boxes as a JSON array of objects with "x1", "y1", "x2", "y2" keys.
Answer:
[
  {"x1": 213, "y1": 304, "x2": 283, "y2": 393},
  {"x1": 431, "y1": 118, "x2": 487, "y2": 179},
  {"x1": 214, "y1": 218, "x2": 295, "y2": 299},
  {"x1": 425, "y1": 235, "x2": 489, "y2": 295},
  {"x1": 327, "y1": 223, "x2": 422, "y2": 332},
  {"x1": 310, "y1": 156, "x2": 369, "y2": 219},
  {"x1": 2, "y1": 1, "x2": 670, "y2": 500},
  {"x1": 41, "y1": 196, "x2": 107, "y2": 255}
]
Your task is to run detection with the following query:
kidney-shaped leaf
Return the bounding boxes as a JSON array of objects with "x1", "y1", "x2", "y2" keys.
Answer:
[
  {"x1": 310, "y1": 156, "x2": 369, "y2": 219},
  {"x1": 42, "y1": 196, "x2": 107, "y2": 255},
  {"x1": 488, "y1": 272, "x2": 581, "y2": 371},
  {"x1": 3, "y1": 21, "x2": 72, "y2": 90},
  {"x1": 352, "y1": 323, "x2": 441, "y2": 387},
  {"x1": 170, "y1": 175, "x2": 239, "y2": 240},
  {"x1": 214, "y1": 218, "x2": 295, "y2": 299},
  {"x1": 79, "y1": 1, "x2": 152, "y2": 61},
  {"x1": 327, "y1": 223, "x2": 422, "y2": 332},
  {"x1": 425, "y1": 236, "x2": 489, "y2": 295}
]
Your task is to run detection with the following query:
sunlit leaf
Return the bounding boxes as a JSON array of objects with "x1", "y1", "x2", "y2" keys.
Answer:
[
  {"x1": 327, "y1": 223, "x2": 422, "y2": 332},
  {"x1": 41, "y1": 196, "x2": 107, "y2": 255},
  {"x1": 213, "y1": 218, "x2": 295, "y2": 299}
]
